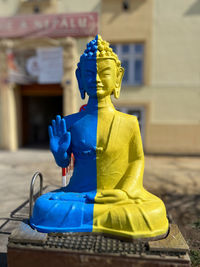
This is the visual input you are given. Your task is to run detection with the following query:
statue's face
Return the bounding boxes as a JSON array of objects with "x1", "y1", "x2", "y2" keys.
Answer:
[
  {"x1": 96, "y1": 58, "x2": 117, "y2": 99},
  {"x1": 81, "y1": 58, "x2": 118, "y2": 99}
]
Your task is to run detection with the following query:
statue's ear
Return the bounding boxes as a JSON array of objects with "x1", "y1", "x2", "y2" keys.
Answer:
[
  {"x1": 76, "y1": 68, "x2": 85, "y2": 99},
  {"x1": 114, "y1": 67, "x2": 124, "y2": 99}
]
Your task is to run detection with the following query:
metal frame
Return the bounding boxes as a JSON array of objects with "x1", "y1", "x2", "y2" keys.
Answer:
[{"x1": 29, "y1": 172, "x2": 43, "y2": 220}]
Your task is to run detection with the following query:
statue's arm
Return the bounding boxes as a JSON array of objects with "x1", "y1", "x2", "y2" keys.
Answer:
[
  {"x1": 116, "y1": 118, "x2": 144, "y2": 198},
  {"x1": 48, "y1": 115, "x2": 71, "y2": 168}
]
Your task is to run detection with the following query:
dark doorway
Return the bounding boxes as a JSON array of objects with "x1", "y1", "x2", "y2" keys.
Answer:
[{"x1": 21, "y1": 84, "x2": 62, "y2": 148}]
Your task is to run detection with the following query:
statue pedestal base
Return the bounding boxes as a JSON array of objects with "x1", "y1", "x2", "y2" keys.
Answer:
[{"x1": 7, "y1": 221, "x2": 190, "y2": 267}]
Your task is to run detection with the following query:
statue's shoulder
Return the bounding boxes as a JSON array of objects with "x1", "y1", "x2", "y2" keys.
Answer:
[
  {"x1": 64, "y1": 112, "x2": 84, "y2": 130},
  {"x1": 115, "y1": 110, "x2": 138, "y2": 124},
  {"x1": 115, "y1": 110, "x2": 139, "y2": 135}
]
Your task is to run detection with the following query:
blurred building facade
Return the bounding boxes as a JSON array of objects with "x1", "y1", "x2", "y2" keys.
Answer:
[{"x1": 0, "y1": 0, "x2": 199, "y2": 154}]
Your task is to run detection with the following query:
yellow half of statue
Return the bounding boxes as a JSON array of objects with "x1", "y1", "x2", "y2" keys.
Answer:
[
  {"x1": 31, "y1": 35, "x2": 169, "y2": 239},
  {"x1": 94, "y1": 107, "x2": 168, "y2": 238},
  {"x1": 92, "y1": 36, "x2": 168, "y2": 238}
]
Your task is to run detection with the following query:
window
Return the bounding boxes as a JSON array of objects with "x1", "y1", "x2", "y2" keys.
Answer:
[{"x1": 110, "y1": 44, "x2": 144, "y2": 86}]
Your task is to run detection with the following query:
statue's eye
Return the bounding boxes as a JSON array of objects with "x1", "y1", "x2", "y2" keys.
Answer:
[
  {"x1": 100, "y1": 70, "x2": 110, "y2": 76},
  {"x1": 102, "y1": 72, "x2": 110, "y2": 77}
]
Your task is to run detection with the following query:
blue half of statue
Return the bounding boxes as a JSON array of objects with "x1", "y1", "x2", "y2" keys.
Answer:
[{"x1": 30, "y1": 35, "x2": 169, "y2": 239}]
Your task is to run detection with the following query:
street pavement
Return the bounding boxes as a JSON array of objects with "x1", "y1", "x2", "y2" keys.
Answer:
[{"x1": 0, "y1": 149, "x2": 200, "y2": 260}]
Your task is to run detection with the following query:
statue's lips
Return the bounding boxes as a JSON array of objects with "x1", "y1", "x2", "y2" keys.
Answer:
[{"x1": 87, "y1": 86, "x2": 103, "y2": 90}]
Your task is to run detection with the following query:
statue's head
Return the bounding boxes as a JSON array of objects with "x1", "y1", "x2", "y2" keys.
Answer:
[{"x1": 76, "y1": 35, "x2": 124, "y2": 100}]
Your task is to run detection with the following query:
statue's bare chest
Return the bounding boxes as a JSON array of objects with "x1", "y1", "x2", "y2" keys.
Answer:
[{"x1": 70, "y1": 112, "x2": 114, "y2": 152}]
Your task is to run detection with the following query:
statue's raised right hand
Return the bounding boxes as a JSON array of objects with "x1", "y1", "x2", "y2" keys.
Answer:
[{"x1": 48, "y1": 115, "x2": 71, "y2": 158}]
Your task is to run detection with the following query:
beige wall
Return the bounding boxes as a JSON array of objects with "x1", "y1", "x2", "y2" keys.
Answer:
[
  {"x1": 146, "y1": 123, "x2": 200, "y2": 155},
  {"x1": 17, "y1": 0, "x2": 101, "y2": 16},
  {"x1": 101, "y1": 0, "x2": 153, "y2": 42},
  {"x1": 19, "y1": 0, "x2": 57, "y2": 14},
  {"x1": 57, "y1": 0, "x2": 101, "y2": 14},
  {"x1": 148, "y1": 0, "x2": 200, "y2": 153},
  {"x1": 0, "y1": 0, "x2": 100, "y2": 16},
  {"x1": 152, "y1": 0, "x2": 200, "y2": 87},
  {"x1": 0, "y1": 0, "x2": 57, "y2": 16},
  {"x1": 0, "y1": 0, "x2": 19, "y2": 17},
  {"x1": 150, "y1": 0, "x2": 200, "y2": 124}
]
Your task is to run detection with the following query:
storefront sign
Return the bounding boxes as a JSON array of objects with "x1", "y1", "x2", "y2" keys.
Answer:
[{"x1": 0, "y1": 12, "x2": 98, "y2": 38}]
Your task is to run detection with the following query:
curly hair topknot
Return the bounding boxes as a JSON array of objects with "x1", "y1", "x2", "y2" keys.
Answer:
[{"x1": 78, "y1": 35, "x2": 121, "y2": 68}]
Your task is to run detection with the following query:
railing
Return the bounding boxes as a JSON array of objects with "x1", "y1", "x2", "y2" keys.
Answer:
[{"x1": 29, "y1": 172, "x2": 43, "y2": 220}]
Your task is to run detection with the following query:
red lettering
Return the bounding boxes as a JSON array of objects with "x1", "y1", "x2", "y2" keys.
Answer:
[
  {"x1": 52, "y1": 18, "x2": 60, "y2": 29},
  {"x1": 34, "y1": 20, "x2": 43, "y2": 29},
  {"x1": 70, "y1": 18, "x2": 75, "y2": 28},
  {"x1": 78, "y1": 18, "x2": 87, "y2": 28},
  {"x1": 60, "y1": 18, "x2": 68, "y2": 28}
]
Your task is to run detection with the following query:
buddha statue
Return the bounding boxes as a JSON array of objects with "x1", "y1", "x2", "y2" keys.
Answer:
[{"x1": 30, "y1": 35, "x2": 169, "y2": 239}]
